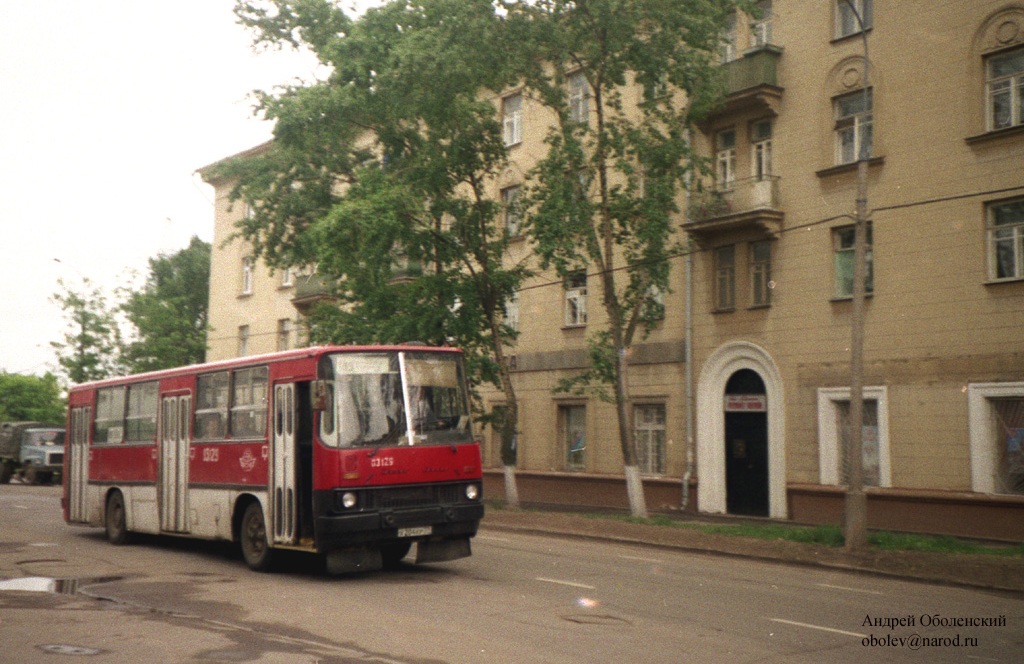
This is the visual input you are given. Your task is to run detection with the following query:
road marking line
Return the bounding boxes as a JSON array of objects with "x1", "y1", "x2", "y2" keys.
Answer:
[
  {"x1": 817, "y1": 583, "x2": 883, "y2": 595},
  {"x1": 618, "y1": 554, "x2": 663, "y2": 563},
  {"x1": 536, "y1": 577, "x2": 596, "y2": 590},
  {"x1": 769, "y1": 618, "x2": 866, "y2": 638}
]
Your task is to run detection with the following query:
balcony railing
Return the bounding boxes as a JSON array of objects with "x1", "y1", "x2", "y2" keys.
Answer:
[
  {"x1": 686, "y1": 176, "x2": 783, "y2": 238},
  {"x1": 707, "y1": 45, "x2": 783, "y2": 120}
]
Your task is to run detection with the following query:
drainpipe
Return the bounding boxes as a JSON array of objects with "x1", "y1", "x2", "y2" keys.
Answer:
[{"x1": 681, "y1": 128, "x2": 696, "y2": 512}]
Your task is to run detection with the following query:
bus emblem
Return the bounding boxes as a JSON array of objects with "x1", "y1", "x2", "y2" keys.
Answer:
[{"x1": 239, "y1": 450, "x2": 257, "y2": 472}]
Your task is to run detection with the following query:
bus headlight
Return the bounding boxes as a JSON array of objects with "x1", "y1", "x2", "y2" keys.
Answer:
[
  {"x1": 465, "y1": 484, "x2": 480, "y2": 501},
  {"x1": 340, "y1": 492, "x2": 358, "y2": 509}
]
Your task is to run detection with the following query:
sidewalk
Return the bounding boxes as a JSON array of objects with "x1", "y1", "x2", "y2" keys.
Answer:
[{"x1": 479, "y1": 507, "x2": 1024, "y2": 593}]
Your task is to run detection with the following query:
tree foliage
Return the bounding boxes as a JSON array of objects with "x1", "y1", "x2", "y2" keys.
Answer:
[
  {"x1": 121, "y1": 236, "x2": 211, "y2": 373},
  {"x1": 0, "y1": 372, "x2": 65, "y2": 423},
  {"x1": 503, "y1": 0, "x2": 746, "y2": 516},
  {"x1": 50, "y1": 278, "x2": 125, "y2": 385},
  {"x1": 223, "y1": 1, "x2": 528, "y2": 455}
]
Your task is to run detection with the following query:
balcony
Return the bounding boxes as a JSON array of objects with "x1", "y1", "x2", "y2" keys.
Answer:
[
  {"x1": 685, "y1": 176, "x2": 783, "y2": 241},
  {"x1": 291, "y1": 273, "x2": 333, "y2": 314},
  {"x1": 708, "y1": 45, "x2": 783, "y2": 120}
]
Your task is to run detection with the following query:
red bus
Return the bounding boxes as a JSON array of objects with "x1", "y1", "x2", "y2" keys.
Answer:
[{"x1": 63, "y1": 345, "x2": 484, "y2": 573}]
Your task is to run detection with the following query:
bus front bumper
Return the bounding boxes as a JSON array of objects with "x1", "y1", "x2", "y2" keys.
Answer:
[{"x1": 314, "y1": 503, "x2": 484, "y2": 552}]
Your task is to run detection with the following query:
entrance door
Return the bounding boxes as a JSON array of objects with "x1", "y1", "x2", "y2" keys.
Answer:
[
  {"x1": 68, "y1": 407, "x2": 90, "y2": 522},
  {"x1": 724, "y1": 370, "x2": 769, "y2": 516},
  {"x1": 159, "y1": 395, "x2": 191, "y2": 532},
  {"x1": 271, "y1": 383, "x2": 297, "y2": 544}
]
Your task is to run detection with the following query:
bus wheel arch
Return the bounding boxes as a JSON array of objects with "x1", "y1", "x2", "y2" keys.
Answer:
[{"x1": 104, "y1": 489, "x2": 132, "y2": 545}]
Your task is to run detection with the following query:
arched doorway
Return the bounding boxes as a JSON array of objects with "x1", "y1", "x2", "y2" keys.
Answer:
[
  {"x1": 724, "y1": 369, "x2": 768, "y2": 516},
  {"x1": 696, "y1": 341, "x2": 786, "y2": 518}
]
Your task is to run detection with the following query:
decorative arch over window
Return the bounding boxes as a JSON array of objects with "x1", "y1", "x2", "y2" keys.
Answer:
[{"x1": 969, "y1": 6, "x2": 1024, "y2": 136}]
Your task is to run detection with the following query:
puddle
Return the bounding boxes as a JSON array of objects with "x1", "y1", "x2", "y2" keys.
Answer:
[{"x1": 0, "y1": 575, "x2": 123, "y2": 595}]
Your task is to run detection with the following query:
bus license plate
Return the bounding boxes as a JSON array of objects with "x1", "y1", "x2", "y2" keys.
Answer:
[{"x1": 397, "y1": 526, "x2": 432, "y2": 538}]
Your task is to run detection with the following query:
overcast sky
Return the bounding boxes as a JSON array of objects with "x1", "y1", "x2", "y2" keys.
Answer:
[{"x1": 1, "y1": 1, "x2": 377, "y2": 377}]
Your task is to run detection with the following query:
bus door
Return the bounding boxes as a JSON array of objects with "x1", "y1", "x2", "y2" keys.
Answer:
[
  {"x1": 271, "y1": 383, "x2": 297, "y2": 544},
  {"x1": 67, "y1": 407, "x2": 90, "y2": 522},
  {"x1": 159, "y1": 395, "x2": 191, "y2": 533}
]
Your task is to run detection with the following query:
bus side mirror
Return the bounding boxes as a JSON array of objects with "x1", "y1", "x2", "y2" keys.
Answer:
[{"x1": 312, "y1": 380, "x2": 329, "y2": 411}]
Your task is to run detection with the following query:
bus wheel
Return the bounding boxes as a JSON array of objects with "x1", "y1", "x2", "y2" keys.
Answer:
[
  {"x1": 381, "y1": 542, "x2": 412, "y2": 569},
  {"x1": 240, "y1": 502, "x2": 275, "y2": 572},
  {"x1": 105, "y1": 491, "x2": 132, "y2": 545}
]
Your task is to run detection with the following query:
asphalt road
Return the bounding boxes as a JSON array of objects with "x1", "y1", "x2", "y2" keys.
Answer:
[{"x1": 1, "y1": 484, "x2": 1021, "y2": 663}]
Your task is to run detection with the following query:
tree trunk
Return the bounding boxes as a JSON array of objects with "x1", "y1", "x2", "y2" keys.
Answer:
[{"x1": 615, "y1": 346, "x2": 647, "y2": 518}]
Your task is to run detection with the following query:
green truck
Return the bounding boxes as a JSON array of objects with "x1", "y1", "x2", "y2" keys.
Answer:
[{"x1": 0, "y1": 422, "x2": 65, "y2": 485}]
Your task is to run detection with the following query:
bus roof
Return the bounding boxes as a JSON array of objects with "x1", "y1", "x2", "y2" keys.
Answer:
[{"x1": 67, "y1": 344, "x2": 463, "y2": 392}]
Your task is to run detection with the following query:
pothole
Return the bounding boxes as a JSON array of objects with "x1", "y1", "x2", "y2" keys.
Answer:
[
  {"x1": 37, "y1": 644, "x2": 106, "y2": 656},
  {"x1": 0, "y1": 575, "x2": 124, "y2": 595}
]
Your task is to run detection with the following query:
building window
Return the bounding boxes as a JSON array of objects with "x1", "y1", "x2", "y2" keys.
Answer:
[
  {"x1": 564, "y1": 272, "x2": 587, "y2": 327},
  {"x1": 634, "y1": 404, "x2": 666, "y2": 475},
  {"x1": 561, "y1": 405, "x2": 586, "y2": 471},
  {"x1": 277, "y1": 318, "x2": 293, "y2": 351},
  {"x1": 94, "y1": 386, "x2": 126, "y2": 444},
  {"x1": 750, "y1": 0, "x2": 773, "y2": 47},
  {"x1": 237, "y1": 325, "x2": 250, "y2": 357},
  {"x1": 280, "y1": 267, "x2": 295, "y2": 288},
  {"x1": 716, "y1": 129, "x2": 736, "y2": 189},
  {"x1": 240, "y1": 257, "x2": 254, "y2": 296},
  {"x1": 124, "y1": 381, "x2": 158, "y2": 442},
  {"x1": 502, "y1": 185, "x2": 523, "y2": 237},
  {"x1": 817, "y1": 386, "x2": 890, "y2": 488},
  {"x1": 720, "y1": 12, "x2": 738, "y2": 63},
  {"x1": 504, "y1": 291, "x2": 519, "y2": 333},
  {"x1": 834, "y1": 89, "x2": 872, "y2": 165},
  {"x1": 750, "y1": 240, "x2": 772, "y2": 307},
  {"x1": 568, "y1": 71, "x2": 590, "y2": 124},
  {"x1": 987, "y1": 47, "x2": 1024, "y2": 131},
  {"x1": 968, "y1": 383, "x2": 1024, "y2": 496},
  {"x1": 989, "y1": 199, "x2": 1024, "y2": 281},
  {"x1": 835, "y1": 0, "x2": 871, "y2": 39},
  {"x1": 833, "y1": 224, "x2": 873, "y2": 298},
  {"x1": 231, "y1": 366, "x2": 269, "y2": 439},
  {"x1": 195, "y1": 372, "x2": 229, "y2": 440},
  {"x1": 502, "y1": 93, "x2": 523, "y2": 146},
  {"x1": 715, "y1": 245, "x2": 736, "y2": 310},
  {"x1": 751, "y1": 120, "x2": 772, "y2": 180}
]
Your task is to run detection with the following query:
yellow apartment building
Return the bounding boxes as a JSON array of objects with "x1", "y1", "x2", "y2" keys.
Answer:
[{"x1": 201, "y1": 1, "x2": 1024, "y2": 540}]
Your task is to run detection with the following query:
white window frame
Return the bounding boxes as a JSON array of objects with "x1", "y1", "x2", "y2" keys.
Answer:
[
  {"x1": 561, "y1": 404, "x2": 587, "y2": 471},
  {"x1": 716, "y1": 129, "x2": 737, "y2": 190},
  {"x1": 715, "y1": 245, "x2": 736, "y2": 311},
  {"x1": 968, "y1": 382, "x2": 1024, "y2": 494},
  {"x1": 502, "y1": 185, "x2": 523, "y2": 237},
  {"x1": 564, "y1": 272, "x2": 587, "y2": 327},
  {"x1": 568, "y1": 71, "x2": 590, "y2": 124},
  {"x1": 277, "y1": 318, "x2": 292, "y2": 352},
  {"x1": 817, "y1": 386, "x2": 891, "y2": 488},
  {"x1": 835, "y1": 0, "x2": 871, "y2": 39},
  {"x1": 504, "y1": 291, "x2": 520, "y2": 333},
  {"x1": 237, "y1": 325, "x2": 250, "y2": 357},
  {"x1": 751, "y1": 120, "x2": 773, "y2": 180},
  {"x1": 634, "y1": 404, "x2": 666, "y2": 475},
  {"x1": 988, "y1": 198, "x2": 1024, "y2": 281},
  {"x1": 834, "y1": 89, "x2": 872, "y2": 165},
  {"x1": 241, "y1": 257, "x2": 254, "y2": 296},
  {"x1": 720, "y1": 12, "x2": 738, "y2": 63},
  {"x1": 280, "y1": 267, "x2": 295, "y2": 288},
  {"x1": 987, "y1": 47, "x2": 1024, "y2": 131},
  {"x1": 502, "y1": 93, "x2": 523, "y2": 146},
  {"x1": 750, "y1": 1, "x2": 773, "y2": 48}
]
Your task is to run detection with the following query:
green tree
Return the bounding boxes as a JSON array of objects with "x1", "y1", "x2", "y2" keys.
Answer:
[
  {"x1": 51, "y1": 278, "x2": 125, "y2": 384},
  {"x1": 226, "y1": 0, "x2": 528, "y2": 503},
  {"x1": 121, "y1": 236, "x2": 210, "y2": 373},
  {"x1": 0, "y1": 372, "x2": 65, "y2": 423},
  {"x1": 507, "y1": 0, "x2": 746, "y2": 517}
]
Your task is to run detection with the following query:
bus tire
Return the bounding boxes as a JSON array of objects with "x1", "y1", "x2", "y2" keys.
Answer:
[
  {"x1": 240, "y1": 502, "x2": 275, "y2": 572},
  {"x1": 105, "y1": 491, "x2": 132, "y2": 545}
]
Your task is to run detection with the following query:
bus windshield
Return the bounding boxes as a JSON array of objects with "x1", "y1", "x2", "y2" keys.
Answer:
[{"x1": 320, "y1": 351, "x2": 472, "y2": 448}]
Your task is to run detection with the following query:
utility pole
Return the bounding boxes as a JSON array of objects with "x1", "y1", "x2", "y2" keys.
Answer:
[{"x1": 843, "y1": 0, "x2": 870, "y2": 553}]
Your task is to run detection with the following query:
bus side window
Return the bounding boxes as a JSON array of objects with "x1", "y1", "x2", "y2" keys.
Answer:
[{"x1": 195, "y1": 372, "x2": 229, "y2": 440}]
